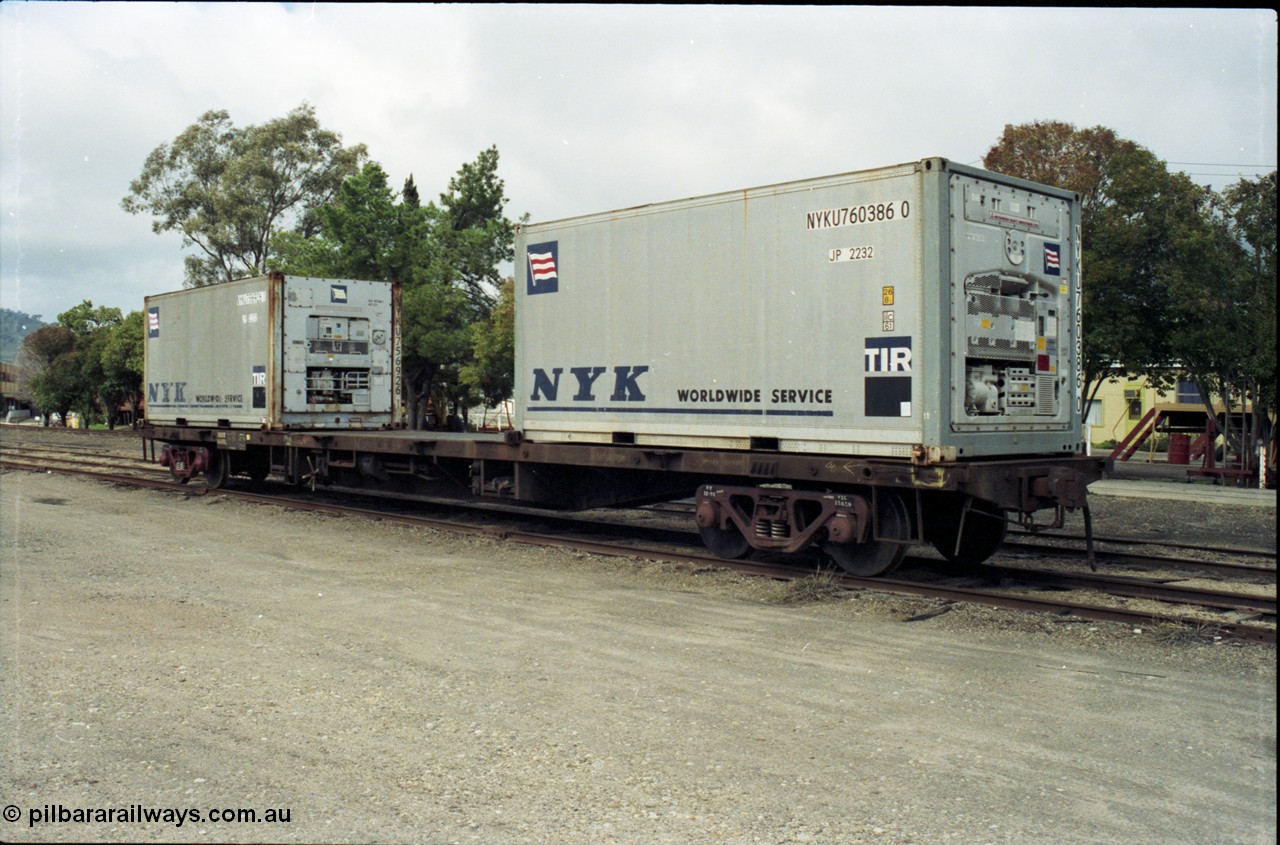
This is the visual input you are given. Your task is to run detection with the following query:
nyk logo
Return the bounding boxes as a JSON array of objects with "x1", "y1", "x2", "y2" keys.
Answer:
[
  {"x1": 147, "y1": 382, "x2": 188, "y2": 403},
  {"x1": 530, "y1": 366, "x2": 649, "y2": 402}
]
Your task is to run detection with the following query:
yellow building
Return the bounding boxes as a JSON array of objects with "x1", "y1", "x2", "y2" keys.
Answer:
[
  {"x1": 1084, "y1": 376, "x2": 1202, "y2": 451},
  {"x1": 1086, "y1": 375, "x2": 1271, "y2": 485}
]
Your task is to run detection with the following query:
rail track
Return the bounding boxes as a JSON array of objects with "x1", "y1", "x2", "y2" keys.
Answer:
[
  {"x1": 2, "y1": 433, "x2": 1274, "y2": 645},
  {"x1": 640, "y1": 500, "x2": 1276, "y2": 569}
]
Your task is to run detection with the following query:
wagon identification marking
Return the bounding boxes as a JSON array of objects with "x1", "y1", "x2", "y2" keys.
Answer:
[
  {"x1": 806, "y1": 200, "x2": 909, "y2": 231},
  {"x1": 827, "y1": 245, "x2": 875, "y2": 262}
]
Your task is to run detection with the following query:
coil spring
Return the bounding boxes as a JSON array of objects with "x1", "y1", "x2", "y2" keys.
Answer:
[{"x1": 755, "y1": 520, "x2": 790, "y2": 539}]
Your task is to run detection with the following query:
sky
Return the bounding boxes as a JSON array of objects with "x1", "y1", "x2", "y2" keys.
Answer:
[{"x1": 1, "y1": 3, "x2": 1276, "y2": 327}]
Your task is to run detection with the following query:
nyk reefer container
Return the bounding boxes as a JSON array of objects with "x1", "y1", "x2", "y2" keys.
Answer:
[
  {"x1": 515, "y1": 157, "x2": 1083, "y2": 460},
  {"x1": 144, "y1": 273, "x2": 401, "y2": 430}
]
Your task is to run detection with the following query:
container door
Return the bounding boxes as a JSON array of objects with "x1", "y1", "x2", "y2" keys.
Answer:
[{"x1": 948, "y1": 174, "x2": 1075, "y2": 433}]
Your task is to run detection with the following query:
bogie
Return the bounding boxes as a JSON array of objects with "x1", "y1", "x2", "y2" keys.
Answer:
[{"x1": 694, "y1": 483, "x2": 915, "y2": 577}]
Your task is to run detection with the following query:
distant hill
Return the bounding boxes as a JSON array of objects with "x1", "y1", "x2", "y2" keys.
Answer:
[{"x1": 1, "y1": 308, "x2": 49, "y2": 362}]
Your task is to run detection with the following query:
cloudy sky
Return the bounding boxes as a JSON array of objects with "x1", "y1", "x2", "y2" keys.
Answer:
[{"x1": 1, "y1": 4, "x2": 1275, "y2": 324}]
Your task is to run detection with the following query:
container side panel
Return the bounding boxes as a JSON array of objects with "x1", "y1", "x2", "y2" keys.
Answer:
[
  {"x1": 516, "y1": 164, "x2": 927, "y2": 456},
  {"x1": 144, "y1": 278, "x2": 272, "y2": 427}
]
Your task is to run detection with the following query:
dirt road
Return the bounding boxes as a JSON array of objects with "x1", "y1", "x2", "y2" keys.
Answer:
[{"x1": 1, "y1": 466, "x2": 1275, "y2": 843}]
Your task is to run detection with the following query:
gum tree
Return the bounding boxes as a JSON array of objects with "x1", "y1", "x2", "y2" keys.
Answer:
[{"x1": 121, "y1": 103, "x2": 366, "y2": 287}]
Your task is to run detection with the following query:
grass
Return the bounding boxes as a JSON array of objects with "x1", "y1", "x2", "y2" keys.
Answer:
[{"x1": 766, "y1": 569, "x2": 847, "y2": 605}]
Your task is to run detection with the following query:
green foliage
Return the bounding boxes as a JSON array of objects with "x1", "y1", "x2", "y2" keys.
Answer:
[
  {"x1": 985, "y1": 121, "x2": 1276, "y2": 466},
  {"x1": 1222, "y1": 172, "x2": 1277, "y2": 416},
  {"x1": 18, "y1": 325, "x2": 77, "y2": 422},
  {"x1": 460, "y1": 278, "x2": 516, "y2": 408},
  {"x1": 99, "y1": 310, "x2": 146, "y2": 420},
  {"x1": 402, "y1": 280, "x2": 474, "y2": 427},
  {"x1": 18, "y1": 302, "x2": 144, "y2": 427},
  {"x1": 121, "y1": 103, "x2": 367, "y2": 288},
  {"x1": 0, "y1": 308, "x2": 47, "y2": 362},
  {"x1": 983, "y1": 124, "x2": 1274, "y2": 408},
  {"x1": 983, "y1": 120, "x2": 1136, "y2": 223},
  {"x1": 438, "y1": 146, "x2": 515, "y2": 314},
  {"x1": 272, "y1": 147, "x2": 519, "y2": 429},
  {"x1": 57, "y1": 301, "x2": 123, "y2": 336},
  {"x1": 1166, "y1": 172, "x2": 1277, "y2": 445},
  {"x1": 985, "y1": 123, "x2": 1160, "y2": 400}
]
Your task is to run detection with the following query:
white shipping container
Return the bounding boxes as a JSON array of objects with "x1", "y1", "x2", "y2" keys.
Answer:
[
  {"x1": 144, "y1": 274, "x2": 401, "y2": 430},
  {"x1": 515, "y1": 157, "x2": 1082, "y2": 460}
]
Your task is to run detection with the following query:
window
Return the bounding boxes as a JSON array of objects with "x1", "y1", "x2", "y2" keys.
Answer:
[{"x1": 1124, "y1": 388, "x2": 1142, "y2": 420}]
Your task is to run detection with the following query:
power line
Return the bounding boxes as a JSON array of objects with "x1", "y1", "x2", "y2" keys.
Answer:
[{"x1": 1167, "y1": 161, "x2": 1275, "y2": 168}]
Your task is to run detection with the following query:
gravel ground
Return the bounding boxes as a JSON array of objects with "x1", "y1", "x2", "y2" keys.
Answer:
[{"x1": 0, "y1": 428, "x2": 1275, "y2": 843}]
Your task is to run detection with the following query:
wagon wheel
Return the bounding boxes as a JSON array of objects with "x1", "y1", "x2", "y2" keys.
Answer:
[
  {"x1": 930, "y1": 498, "x2": 1007, "y2": 567},
  {"x1": 822, "y1": 490, "x2": 910, "y2": 577},
  {"x1": 203, "y1": 449, "x2": 229, "y2": 490},
  {"x1": 698, "y1": 522, "x2": 752, "y2": 560},
  {"x1": 241, "y1": 451, "x2": 270, "y2": 483}
]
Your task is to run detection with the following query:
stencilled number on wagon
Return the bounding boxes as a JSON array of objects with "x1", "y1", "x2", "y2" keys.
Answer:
[
  {"x1": 806, "y1": 201, "x2": 910, "y2": 230},
  {"x1": 828, "y1": 245, "x2": 875, "y2": 262}
]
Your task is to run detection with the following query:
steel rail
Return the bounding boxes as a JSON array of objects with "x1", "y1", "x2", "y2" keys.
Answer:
[
  {"x1": 999, "y1": 540, "x2": 1276, "y2": 581},
  {"x1": 644, "y1": 500, "x2": 1277, "y2": 569},
  {"x1": 977, "y1": 564, "x2": 1275, "y2": 615},
  {"x1": 1006, "y1": 528, "x2": 1276, "y2": 561},
  {"x1": 4, "y1": 458, "x2": 1273, "y2": 645}
]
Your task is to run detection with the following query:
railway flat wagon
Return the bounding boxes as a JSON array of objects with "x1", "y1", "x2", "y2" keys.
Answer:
[{"x1": 142, "y1": 159, "x2": 1105, "y2": 575}]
